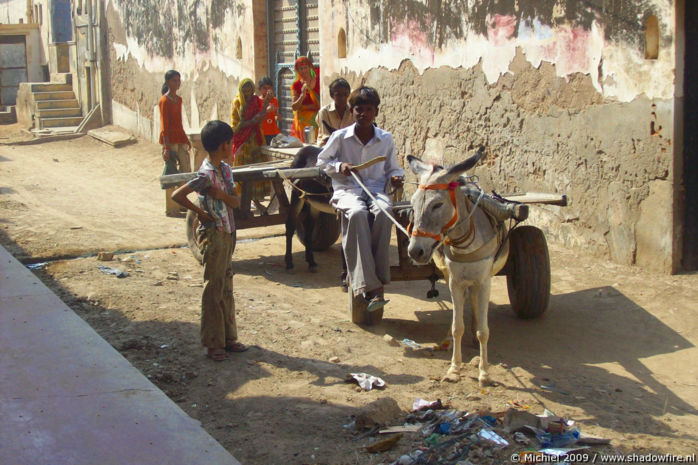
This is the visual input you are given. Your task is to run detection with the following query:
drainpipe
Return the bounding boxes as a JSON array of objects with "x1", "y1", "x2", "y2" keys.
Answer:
[{"x1": 86, "y1": 0, "x2": 96, "y2": 110}]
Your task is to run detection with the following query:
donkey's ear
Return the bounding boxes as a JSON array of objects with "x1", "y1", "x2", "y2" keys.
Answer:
[
  {"x1": 407, "y1": 155, "x2": 432, "y2": 177},
  {"x1": 446, "y1": 146, "x2": 485, "y2": 178}
]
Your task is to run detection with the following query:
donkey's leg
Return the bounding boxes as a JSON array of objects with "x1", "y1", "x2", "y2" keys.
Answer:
[
  {"x1": 340, "y1": 248, "x2": 348, "y2": 291},
  {"x1": 443, "y1": 280, "x2": 467, "y2": 383},
  {"x1": 285, "y1": 194, "x2": 303, "y2": 270},
  {"x1": 304, "y1": 208, "x2": 319, "y2": 272},
  {"x1": 470, "y1": 279, "x2": 492, "y2": 386}
]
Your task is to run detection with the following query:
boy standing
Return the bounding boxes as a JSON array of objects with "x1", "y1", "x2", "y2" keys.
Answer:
[
  {"x1": 317, "y1": 87, "x2": 404, "y2": 311},
  {"x1": 316, "y1": 78, "x2": 353, "y2": 147},
  {"x1": 172, "y1": 120, "x2": 248, "y2": 361}
]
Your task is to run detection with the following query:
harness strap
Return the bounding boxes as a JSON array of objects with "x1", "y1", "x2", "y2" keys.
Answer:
[
  {"x1": 446, "y1": 226, "x2": 502, "y2": 263},
  {"x1": 409, "y1": 182, "x2": 460, "y2": 242}
]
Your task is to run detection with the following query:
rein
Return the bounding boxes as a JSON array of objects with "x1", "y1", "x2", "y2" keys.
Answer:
[{"x1": 408, "y1": 181, "x2": 485, "y2": 247}]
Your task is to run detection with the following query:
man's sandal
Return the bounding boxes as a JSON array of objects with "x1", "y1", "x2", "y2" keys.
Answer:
[
  {"x1": 366, "y1": 295, "x2": 389, "y2": 313},
  {"x1": 225, "y1": 342, "x2": 249, "y2": 353}
]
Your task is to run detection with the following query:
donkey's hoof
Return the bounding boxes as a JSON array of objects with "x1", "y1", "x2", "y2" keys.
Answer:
[
  {"x1": 478, "y1": 373, "x2": 492, "y2": 387},
  {"x1": 442, "y1": 368, "x2": 460, "y2": 383},
  {"x1": 308, "y1": 264, "x2": 318, "y2": 273}
]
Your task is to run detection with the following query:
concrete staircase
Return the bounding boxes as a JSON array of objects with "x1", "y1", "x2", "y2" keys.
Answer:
[{"x1": 30, "y1": 83, "x2": 82, "y2": 130}]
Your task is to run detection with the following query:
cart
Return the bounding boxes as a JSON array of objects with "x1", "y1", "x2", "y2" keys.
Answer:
[
  {"x1": 159, "y1": 147, "x2": 567, "y2": 326},
  {"x1": 159, "y1": 146, "x2": 341, "y2": 263}
]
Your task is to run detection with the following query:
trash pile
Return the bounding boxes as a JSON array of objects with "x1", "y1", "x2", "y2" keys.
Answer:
[{"x1": 352, "y1": 398, "x2": 611, "y2": 465}]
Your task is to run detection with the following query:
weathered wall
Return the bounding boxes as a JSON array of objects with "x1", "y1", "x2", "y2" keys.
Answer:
[
  {"x1": 319, "y1": 0, "x2": 676, "y2": 271},
  {"x1": 0, "y1": 0, "x2": 29, "y2": 24},
  {"x1": 106, "y1": 0, "x2": 260, "y2": 139}
]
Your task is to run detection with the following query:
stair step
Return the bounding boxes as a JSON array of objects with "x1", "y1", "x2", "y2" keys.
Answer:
[
  {"x1": 36, "y1": 107, "x2": 82, "y2": 118},
  {"x1": 38, "y1": 116, "x2": 84, "y2": 129},
  {"x1": 33, "y1": 91, "x2": 75, "y2": 101},
  {"x1": 36, "y1": 99, "x2": 80, "y2": 109},
  {"x1": 31, "y1": 83, "x2": 72, "y2": 92}
]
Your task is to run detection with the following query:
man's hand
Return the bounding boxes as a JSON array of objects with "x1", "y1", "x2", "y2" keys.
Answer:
[
  {"x1": 390, "y1": 176, "x2": 404, "y2": 188},
  {"x1": 162, "y1": 148, "x2": 170, "y2": 161},
  {"x1": 339, "y1": 163, "x2": 354, "y2": 176}
]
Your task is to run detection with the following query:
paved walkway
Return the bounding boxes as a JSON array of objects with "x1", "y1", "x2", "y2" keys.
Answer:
[{"x1": 0, "y1": 246, "x2": 241, "y2": 465}]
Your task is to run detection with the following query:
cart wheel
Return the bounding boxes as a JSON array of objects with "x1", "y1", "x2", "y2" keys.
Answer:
[
  {"x1": 505, "y1": 226, "x2": 550, "y2": 319},
  {"x1": 348, "y1": 278, "x2": 384, "y2": 325},
  {"x1": 186, "y1": 207, "x2": 236, "y2": 265},
  {"x1": 296, "y1": 212, "x2": 340, "y2": 251}
]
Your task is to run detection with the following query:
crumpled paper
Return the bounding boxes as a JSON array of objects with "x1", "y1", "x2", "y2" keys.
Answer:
[
  {"x1": 98, "y1": 265, "x2": 129, "y2": 278},
  {"x1": 412, "y1": 398, "x2": 445, "y2": 412},
  {"x1": 346, "y1": 372, "x2": 386, "y2": 391}
]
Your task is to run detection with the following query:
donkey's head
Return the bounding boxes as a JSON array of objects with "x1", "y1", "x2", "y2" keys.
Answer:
[{"x1": 406, "y1": 147, "x2": 484, "y2": 264}]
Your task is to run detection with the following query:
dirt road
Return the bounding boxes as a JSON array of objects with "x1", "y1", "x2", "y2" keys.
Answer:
[{"x1": 1, "y1": 134, "x2": 697, "y2": 464}]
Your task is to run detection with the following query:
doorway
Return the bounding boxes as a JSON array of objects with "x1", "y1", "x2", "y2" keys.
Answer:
[
  {"x1": 268, "y1": 0, "x2": 320, "y2": 133},
  {"x1": 0, "y1": 35, "x2": 28, "y2": 107}
]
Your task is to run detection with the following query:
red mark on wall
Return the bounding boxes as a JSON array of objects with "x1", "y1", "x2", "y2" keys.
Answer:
[
  {"x1": 487, "y1": 14, "x2": 517, "y2": 46},
  {"x1": 391, "y1": 19, "x2": 434, "y2": 64}
]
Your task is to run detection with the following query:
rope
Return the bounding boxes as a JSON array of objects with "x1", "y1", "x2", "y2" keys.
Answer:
[{"x1": 349, "y1": 170, "x2": 411, "y2": 238}]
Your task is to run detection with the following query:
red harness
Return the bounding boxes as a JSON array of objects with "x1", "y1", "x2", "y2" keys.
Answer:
[{"x1": 408, "y1": 181, "x2": 472, "y2": 245}]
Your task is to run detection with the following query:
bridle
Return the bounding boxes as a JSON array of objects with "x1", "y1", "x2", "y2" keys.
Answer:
[{"x1": 407, "y1": 181, "x2": 479, "y2": 247}]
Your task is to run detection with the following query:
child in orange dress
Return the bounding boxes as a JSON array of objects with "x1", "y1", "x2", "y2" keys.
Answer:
[{"x1": 258, "y1": 77, "x2": 280, "y2": 145}]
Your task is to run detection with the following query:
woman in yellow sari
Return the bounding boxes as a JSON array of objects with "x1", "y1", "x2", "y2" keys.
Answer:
[
  {"x1": 231, "y1": 78, "x2": 271, "y2": 201},
  {"x1": 290, "y1": 56, "x2": 320, "y2": 143}
]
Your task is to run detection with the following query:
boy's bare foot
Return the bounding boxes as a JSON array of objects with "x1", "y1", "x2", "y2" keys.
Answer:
[
  {"x1": 206, "y1": 348, "x2": 230, "y2": 361},
  {"x1": 225, "y1": 341, "x2": 249, "y2": 353}
]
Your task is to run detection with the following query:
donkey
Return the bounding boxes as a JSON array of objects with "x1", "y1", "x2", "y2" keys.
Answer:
[
  {"x1": 406, "y1": 147, "x2": 509, "y2": 386},
  {"x1": 284, "y1": 145, "x2": 347, "y2": 285}
]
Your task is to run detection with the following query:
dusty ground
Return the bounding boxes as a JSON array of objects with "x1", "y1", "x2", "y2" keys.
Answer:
[{"x1": 1, "y1": 132, "x2": 697, "y2": 464}]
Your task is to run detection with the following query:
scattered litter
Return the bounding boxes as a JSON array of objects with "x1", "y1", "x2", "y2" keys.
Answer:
[
  {"x1": 329, "y1": 356, "x2": 341, "y2": 363},
  {"x1": 160, "y1": 344, "x2": 169, "y2": 349},
  {"x1": 26, "y1": 262, "x2": 48, "y2": 270},
  {"x1": 359, "y1": 405, "x2": 613, "y2": 465},
  {"x1": 401, "y1": 338, "x2": 423, "y2": 350},
  {"x1": 413, "y1": 398, "x2": 446, "y2": 412},
  {"x1": 379, "y1": 425, "x2": 422, "y2": 434},
  {"x1": 540, "y1": 384, "x2": 569, "y2": 395},
  {"x1": 364, "y1": 433, "x2": 402, "y2": 453},
  {"x1": 383, "y1": 334, "x2": 400, "y2": 346},
  {"x1": 291, "y1": 282, "x2": 302, "y2": 288},
  {"x1": 97, "y1": 265, "x2": 129, "y2": 278},
  {"x1": 478, "y1": 428, "x2": 509, "y2": 447},
  {"x1": 513, "y1": 431, "x2": 530, "y2": 445},
  {"x1": 97, "y1": 252, "x2": 114, "y2": 261},
  {"x1": 264, "y1": 269, "x2": 272, "y2": 276},
  {"x1": 425, "y1": 433, "x2": 441, "y2": 447},
  {"x1": 346, "y1": 373, "x2": 386, "y2": 391},
  {"x1": 540, "y1": 446, "x2": 591, "y2": 457}
]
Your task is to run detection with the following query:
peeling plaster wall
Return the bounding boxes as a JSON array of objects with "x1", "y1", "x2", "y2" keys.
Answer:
[
  {"x1": 1, "y1": 0, "x2": 28, "y2": 24},
  {"x1": 320, "y1": 0, "x2": 676, "y2": 271},
  {"x1": 106, "y1": 0, "x2": 256, "y2": 139}
]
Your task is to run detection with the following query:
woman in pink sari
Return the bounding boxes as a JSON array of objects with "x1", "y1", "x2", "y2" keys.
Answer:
[
  {"x1": 290, "y1": 56, "x2": 320, "y2": 143},
  {"x1": 231, "y1": 78, "x2": 271, "y2": 201}
]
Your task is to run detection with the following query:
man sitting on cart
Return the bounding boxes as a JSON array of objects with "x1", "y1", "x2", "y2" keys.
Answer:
[{"x1": 317, "y1": 87, "x2": 404, "y2": 312}]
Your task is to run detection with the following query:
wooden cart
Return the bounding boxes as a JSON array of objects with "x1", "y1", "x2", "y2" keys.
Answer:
[{"x1": 160, "y1": 148, "x2": 567, "y2": 326}]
